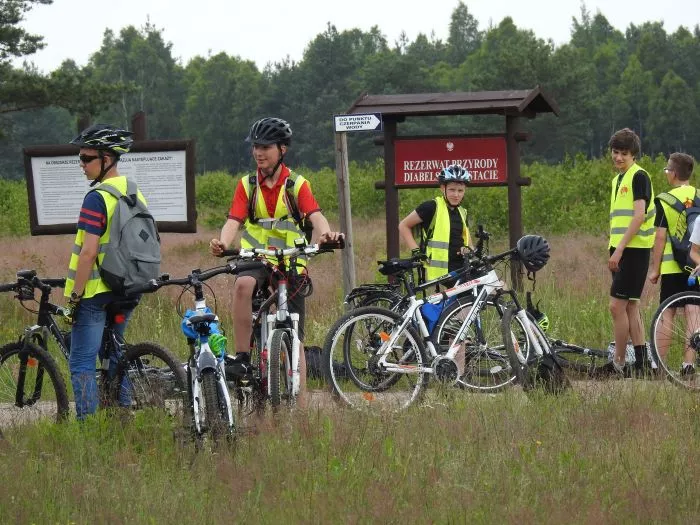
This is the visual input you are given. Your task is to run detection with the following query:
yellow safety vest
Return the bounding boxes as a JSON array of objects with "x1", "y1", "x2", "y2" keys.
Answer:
[
  {"x1": 658, "y1": 185, "x2": 697, "y2": 275},
  {"x1": 609, "y1": 163, "x2": 655, "y2": 249},
  {"x1": 241, "y1": 171, "x2": 308, "y2": 266},
  {"x1": 425, "y1": 197, "x2": 470, "y2": 281},
  {"x1": 65, "y1": 176, "x2": 148, "y2": 299}
]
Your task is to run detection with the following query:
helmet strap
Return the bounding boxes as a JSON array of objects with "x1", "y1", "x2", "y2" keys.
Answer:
[
  {"x1": 262, "y1": 145, "x2": 285, "y2": 182},
  {"x1": 89, "y1": 153, "x2": 118, "y2": 187}
]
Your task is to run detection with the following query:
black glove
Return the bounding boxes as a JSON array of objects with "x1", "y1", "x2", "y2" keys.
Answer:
[
  {"x1": 411, "y1": 248, "x2": 427, "y2": 261},
  {"x1": 64, "y1": 300, "x2": 80, "y2": 324}
]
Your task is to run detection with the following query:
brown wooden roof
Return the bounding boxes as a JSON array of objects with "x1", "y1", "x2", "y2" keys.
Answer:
[{"x1": 346, "y1": 86, "x2": 559, "y2": 118}]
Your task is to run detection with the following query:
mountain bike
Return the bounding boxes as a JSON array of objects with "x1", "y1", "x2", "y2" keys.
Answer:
[
  {"x1": 221, "y1": 239, "x2": 345, "y2": 410},
  {"x1": 337, "y1": 226, "x2": 519, "y2": 392},
  {"x1": 0, "y1": 269, "x2": 186, "y2": 424},
  {"x1": 648, "y1": 289, "x2": 700, "y2": 390},
  {"x1": 129, "y1": 260, "x2": 266, "y2": 443},
  {"x1": 321, "y1": 237, "x2": 547, "y2": 410}
]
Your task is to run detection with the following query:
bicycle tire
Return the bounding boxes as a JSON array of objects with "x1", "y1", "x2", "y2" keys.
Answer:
[
  {"x1": 502, "y1": 305, "x2": 571, "y2": 394},
  {"x1": 200, "y1": 369, "x2": 231, "y2": 440},
  {"x1": 269, "y1": 329, "x2": 291, "y2": 409},
  {"x1": 0, "y1": 341, "x2": 70, "y2": 424},
  {"x1": 322, "y1": 306, "x2": 428, "y2": 411},
  {"x1": 432, "y1": 297, "x2": 528, "y2": 392},
  {"x1": 650, "y1": 290, "x2": 700, "y2": 390},
  {"x1": 109, "y1": 342, "x2": 187, "y2": 414},
  {"x1": 353, "y1": 290, "x2": 404, "y2": 310}
]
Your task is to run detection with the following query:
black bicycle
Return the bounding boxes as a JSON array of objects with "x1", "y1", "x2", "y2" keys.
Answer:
[{"x1": 0, "y1": 269, "x2": 187, "y2": 424}]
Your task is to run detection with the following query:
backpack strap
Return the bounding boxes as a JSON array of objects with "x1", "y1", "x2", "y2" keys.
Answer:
[
  {"x1": 656, "y1": 192, "x2": 685, "y2": 214},
  {"x1": 92, "y1": 179, "x2": 140, "y2": 207},
  {"x1": 284, "y1": 173, "x2": 303, "y2": 225},
  {"x1": 246, "y1": 174, "x2": 259, "y2": 224}
]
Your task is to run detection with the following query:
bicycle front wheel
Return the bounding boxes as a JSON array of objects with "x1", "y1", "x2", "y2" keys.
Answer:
[
  {"x1": 269, "y1": 329, "x2": 292, "y2": 409},
  {"x1": 110, "y1": 342, "x2": 187, "y2": 415},
  {"x1": 322, "y1": 306, "x2": 428, "y2": 411},
  {"x1": 200, "y1": 369, "x2": 233, "y2": 441},
  {"x1": 0, "y1": 341, "x2": 70, "y2": 424},
  {"x1": 650, "y1": 291, "x2": 700, "y2": 390},
  {"x1": 433, "y1": 298, "x2": 527, "y2": 392}
]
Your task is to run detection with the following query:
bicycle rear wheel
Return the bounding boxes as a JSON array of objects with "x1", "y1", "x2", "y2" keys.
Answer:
[
  {"x1": 433, "y1": 298, "x2": 527, "y2": 392},
  {"x1": 502, "y1": 305, "x2": 570, "y2": 394},
  {"x1": 552, "y1": 343, "x2": 607, "y2": 376},
  {"x1": 0, "y1": 341, "x2": 70, "y2": 424},
  {"x1": 650, "y1": 291, "x2": 700, "y2": 390},
  {"x1": 322, "y1": 306, "x2": 428, "y2": 411},
  {"x1": 109, "y1": 342, "x2": 187, "y2": 415}
]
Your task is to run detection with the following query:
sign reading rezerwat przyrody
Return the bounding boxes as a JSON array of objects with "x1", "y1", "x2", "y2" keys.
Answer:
[
  {"x1": 334, "y1": 113, "x2": 382, "y2": 132},
  {"x1": 23, "y1": 140, "x2": 196, "y2": 235},
  {"x1": 394, "y1": 136, "x2": 508, "y2": 186}
]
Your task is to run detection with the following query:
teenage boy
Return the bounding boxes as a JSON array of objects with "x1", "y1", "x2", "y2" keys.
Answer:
[{"x1": 598, "y1": 128, "x2": 655, "y2": 377}]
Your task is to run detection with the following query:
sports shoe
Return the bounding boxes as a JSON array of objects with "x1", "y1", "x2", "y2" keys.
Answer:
[
  {"x1": 592, "y1": 360, "x2": 625, "y2": 379},
  {"x1": 680, "y1": 364, "x2": 696, "y2": 379}
]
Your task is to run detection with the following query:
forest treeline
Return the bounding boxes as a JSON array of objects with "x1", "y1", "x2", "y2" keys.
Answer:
[{"x1": 2, "y1": 1, "x2": 700, "y2": 179}]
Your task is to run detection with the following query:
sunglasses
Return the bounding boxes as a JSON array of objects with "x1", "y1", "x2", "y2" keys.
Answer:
[
  {"x1": 663, "y1": 167, "x2": 674, "y2": 174},
  {"x1": 78, "y1": 154, "x2": 101, "y2": 164}
]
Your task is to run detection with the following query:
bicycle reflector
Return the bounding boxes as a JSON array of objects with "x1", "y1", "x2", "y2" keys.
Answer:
[{"x1": 113, "y1": 313, "x2": 127, "y2": 324}]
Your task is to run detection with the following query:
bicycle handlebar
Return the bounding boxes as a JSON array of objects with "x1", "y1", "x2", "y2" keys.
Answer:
[
  {"x1": 126, "y1": 260, "x2": 267, "y2": 295},
  {"x1": 220, "y1": 239, "x2": 345, "y2": 260},
  {"x1": 0, "y1": 271, "x2": 66, "y2": 295}
]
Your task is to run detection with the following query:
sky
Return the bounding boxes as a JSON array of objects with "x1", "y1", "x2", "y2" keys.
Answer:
[{"x1": 12, "y1": 0, "x2": 700, "y2": 73}]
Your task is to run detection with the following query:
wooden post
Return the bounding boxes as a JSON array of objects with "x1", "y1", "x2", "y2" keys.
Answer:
[
  {"x1": 131, "y1": 111, "x2": 147, "y2": 141},
  {"x1": 383, "y1": 119, "x2": 400, "y2": 259},
  {"x1": 506, "y1": 115, "x2": 524, "y2": 291},
  {"x1": 335, "y1": 132, "x2": 356, "y2": 298},
  {"x1": 77, "y1": 115, "x2": 91, "y2": 133}
]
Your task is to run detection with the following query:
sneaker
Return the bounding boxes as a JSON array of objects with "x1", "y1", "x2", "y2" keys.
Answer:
[
  {"x1": 680, "y1": 364, "x2": 696, "y2": 379},
  {"x1": 593, "y1": 360, "x2": 625, "y2": 379}
]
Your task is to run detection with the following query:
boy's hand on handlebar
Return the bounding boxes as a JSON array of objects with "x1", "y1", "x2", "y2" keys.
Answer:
[
  {"x1": 209, "y1": 238, "x2": 226, "y2": 257},
  {"x1": 318, "y1": 231, "x2": 343, "y2": 243},
  {"x1": 411, "y1": 248, "x2": 427, "y2": 261}
]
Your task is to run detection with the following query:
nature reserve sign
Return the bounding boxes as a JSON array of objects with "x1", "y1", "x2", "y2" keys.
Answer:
[{"x1": 394, "y1": 136, "x2": 508, "y2": 187}]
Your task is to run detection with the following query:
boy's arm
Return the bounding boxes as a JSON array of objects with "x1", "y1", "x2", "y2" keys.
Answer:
[
  {"x1": 691, "y1": 243, "x2": 700, "y2": 268},
  {"x1": 609, "y1": 199, "x2": 647, "y2": 271},
  {"x1": 398, "y1": 211, "x2": 422, "y2": 251},
  {"x1": 648, "y1": 227, "x2": 666, "y2": 284}
]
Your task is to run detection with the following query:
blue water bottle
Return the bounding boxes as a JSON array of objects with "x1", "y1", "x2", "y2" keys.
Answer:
[{"x1": 688, "y1": 268, "x2": 699, "y2": 287}]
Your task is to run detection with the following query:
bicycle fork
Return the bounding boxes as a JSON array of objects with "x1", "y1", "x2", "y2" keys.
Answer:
[{"x1": 191, "y1": 342, "x2": 233, "y2": 434}]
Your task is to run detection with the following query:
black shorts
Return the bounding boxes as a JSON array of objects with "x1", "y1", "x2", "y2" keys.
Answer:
[
  {"x1": 660, "y1": 272, "x2": 698, "y2": 303},
  {"x1": 610, "y1": 247, "x2": 650, "y2": 300},
  {"x1": 237, "y1": 266, "x2": 308, "y2": 342}
]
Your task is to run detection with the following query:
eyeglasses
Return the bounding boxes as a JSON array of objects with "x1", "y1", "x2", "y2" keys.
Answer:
[
  {"x1": 663, "y1": 167, "x2": 674, "y2": 174},
  {"x1": 78, "y1": 154, "x2": 101, "y2": 164}
]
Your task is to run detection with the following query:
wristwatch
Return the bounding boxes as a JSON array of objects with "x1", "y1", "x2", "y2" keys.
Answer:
[{"x1": 70, "y1": 291, "x2": 83, "y2": 302}]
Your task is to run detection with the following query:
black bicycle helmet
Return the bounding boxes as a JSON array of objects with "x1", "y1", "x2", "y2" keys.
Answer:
[
  {"x1": 70, "y1": 124, "x2": 133, "y2": 156},
  {"x1": 438, "y1": 164, "x2": 471, "y2": 184},
  {"x1": 245, "y1": 117, "x2": 292, "y2": 146},
  {"x1": 516, "y1": 235, "x2": 550, "y2": 272}
]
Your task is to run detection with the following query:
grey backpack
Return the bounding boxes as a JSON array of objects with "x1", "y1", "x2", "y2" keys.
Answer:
[{"x1": 93, "y1": 179, "x2": 161, "y2": 296}]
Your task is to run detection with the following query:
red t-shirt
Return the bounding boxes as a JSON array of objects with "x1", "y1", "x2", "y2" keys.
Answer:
[{"x1": 228, "y1": 165, "x2": 320, "y2": 222}]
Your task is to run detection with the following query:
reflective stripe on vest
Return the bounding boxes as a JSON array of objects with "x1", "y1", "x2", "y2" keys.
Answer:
[
  {"x1": 659, "y1": 185, "x2": 697, "y2": 275},
  {"x1": 608, "y1": 163, "x2": 655, "y2": 249},
  {"x1": 65, "y1": 176, "x2": 148, "y2": 299},
  {"x1": 241, "y1": 171, "x2": 308, "y2": 266},
  {"x1": 425, "y1": 196, "x2": 469, "y2": 281}
]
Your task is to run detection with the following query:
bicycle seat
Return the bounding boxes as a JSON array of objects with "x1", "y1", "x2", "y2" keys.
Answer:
[
  {"x1": 187, "y1": 312, "x2": 218, "y2": 325},
  {"x1": 377, "y1": 258, "x2": 420, "y2": 276},
  {"x1": 106, "y1": 299, "x2": 139, "y2": 315}
]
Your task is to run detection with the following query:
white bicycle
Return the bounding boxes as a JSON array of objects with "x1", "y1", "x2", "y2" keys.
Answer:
[{"x1": 322, "y1": 234, "x2": 564, "y2": 410}]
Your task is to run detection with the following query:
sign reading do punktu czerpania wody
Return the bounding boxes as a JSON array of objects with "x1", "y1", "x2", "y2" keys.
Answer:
[{"x1": 334, "y1": 113, "x2": 382, "y2": 132}]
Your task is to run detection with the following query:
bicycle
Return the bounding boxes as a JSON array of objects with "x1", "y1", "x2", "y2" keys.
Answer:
[
  {"x1": 338, "y1": 226, "x2": 520, "y2": 393},
  {"x1": 321, "y1": 236, "x2": 549, "y2": 410},
  {"x1": 129, "y1": 260, "x2": 267, "y2": 443},
  {"x1": 0, "y1": 269, "x2": 186, "y2": 424},
  {"x1": 648, "y1": 289, "x2": 700, "y2": 390},
  {"x1": 220, "y1": 239, "x2": 345, "y2": 410}
]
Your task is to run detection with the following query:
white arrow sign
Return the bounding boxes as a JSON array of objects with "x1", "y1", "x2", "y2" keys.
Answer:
[{"x1": 334, "y1": 113, "x2": 383, "y2": 132}]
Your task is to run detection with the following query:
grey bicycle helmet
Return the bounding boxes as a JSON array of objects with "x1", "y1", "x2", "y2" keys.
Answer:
[
  {"x1": 245, "y1": 117, "x2": 292, "y2": 146},
  {"x1": 516, "y1": 235, "x2": 550, "y2": 272},
  {"x1": 438, "y1": 164, "x2": 471, "y2": 184},
  {"x1": 70, "y1": 124, "x2": 133, "y2": 156}
]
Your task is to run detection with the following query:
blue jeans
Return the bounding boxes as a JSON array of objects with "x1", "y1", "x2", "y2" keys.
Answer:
[{"x1": 69, "y1": 293, "x2": 135, "y2": 420}]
